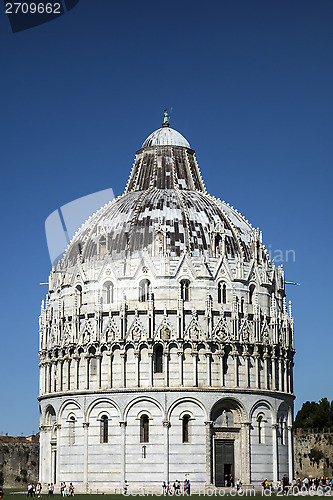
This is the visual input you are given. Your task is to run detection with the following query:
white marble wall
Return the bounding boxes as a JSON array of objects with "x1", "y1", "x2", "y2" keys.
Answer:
[{"x1": 39, "y1": 390, "x2": 293, "y2": 492}]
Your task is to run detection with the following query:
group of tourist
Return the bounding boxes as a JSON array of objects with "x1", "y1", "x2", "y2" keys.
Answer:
[
  {"x1": 262, "y1": 475, "x2": 333, "y2": 493},
  {"x1": 27, "y1": 483, "x2": 42, "y2": 497},
  {"x1": 24, "y1": 474, "x2": 333, "y2": 497},
  {"x1": 59, "y1": 483, "x2": 74, "y2": 496},
  {"x1": 161, "y1": 480, "x2": 191, "y2": 495},
  {"x1": 27, "y1": 483, "x2": 74, "y2": 497},
  {"x1": 224, "y1": 473, "x2": 234, "y2": 487},
  {"x1": 300, "y1": 476, "x2": 333, "y2": 490}
]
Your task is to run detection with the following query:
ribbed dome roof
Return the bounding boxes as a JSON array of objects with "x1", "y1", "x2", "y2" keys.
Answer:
[
  {"x1": 61, "y1": 124, "x2": 255, "y2": 269},
  {"x1": 142, "y1": 127, "x2": 190, "y2": 148}
]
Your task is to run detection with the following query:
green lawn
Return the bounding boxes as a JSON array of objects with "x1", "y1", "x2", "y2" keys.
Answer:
[{"x1": 3, "y1": 494, "x2": 333, "y2": 499}]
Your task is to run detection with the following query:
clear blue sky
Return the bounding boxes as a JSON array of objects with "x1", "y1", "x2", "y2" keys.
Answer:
[{"x1": 0, "y1": 0, "x2": 332, "y2": 436}]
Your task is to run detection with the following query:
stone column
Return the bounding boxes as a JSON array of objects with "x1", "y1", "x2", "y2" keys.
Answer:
[
  {"x1": 49, "y1": 362, "x2": 54, "y2": 393},
  {"x1": 284, "y1": 359, "x2": 288, "y2": 393},
  {"x1": 96, "y1": 355, "x2": 101, "y2": 389},
  {"x1": 243, "y1": 350, "x2": 250, "y2": 388},
  {"x1": 290, "y1": 361, "x2": 294, "y2": 394},
  {"x1": 57, "y1": 361, "x2": 63, "y2": 392},
  {"x1": 254, "y1": 352, "x2": 260, "y2": 389},
  {"x1": 120, "y1": 421, "x2": 127, "y2": 483},
  {"x1": 43, "y1": 362, "x2": 47, "y2": 394},
  {"x1": 51, "y1": 444, "x2": 57, "y2": 484},
  {"x1": 39, "y1": 426, "x2": 47, "y2": 483},
  {"x1": 271, "y1": 355, "x2": 276, "y2": 391},
  {"x1": 287, "y1": 425, "x2": 294, "y2": 481},
  {"x1": 83, "y1": 422, "x2": 89, "y2": 492},
  {"x1": 39, "y1": 363, "x2": 44, "y2": 395},
  {"x1": 108, "y1": 352, "x2": 113, "y2": 388},
  {"x1": 162, "y1": 420, "x2": 170, "y2": 483},
  {"x1": 204, "y1": 421, "x2": 213, "y2": 486},
  {"x1": 66, "y1": 359, "x2": 71, "y2": 391},
  {"x1": 241, "y1": 422, "x2": 251, "y2": 485},
  {"x1": 120, "y1": 351, "x2": 126, "y2": 387},
  {"x1": 232, "y1": 350, "x2": 238, "y2": 387},
  {"x1": 85, "y1": 356, "x2": 89, "y2": 390},
  {"x1": 74, "y1": 356, "x2": 79, "y2": 390},
  {"x1": 55, "y1": 423, "x2": 61, "y2": 486},
  {"x1": 217, "y1": 350, "x2": 224, "y2": 386},
  {"x1": 134, "y1": 350, "x2": 140, "y2": 387},
  {"x1": 278, "y1": 357, "x2": 283, "y2": 391},
  {"x1": 191, "y1": 350, "x2": 198, "y2": 387},
  {"x1": 148, "y1": 351, "x2": 153, "y2": 387},
  {"x1": 163, "y1": 352, "x2": 169, "y2": 386},
  {"x1": 177, "y1": 350, "x2": 183, "y2": 387},
  {"x1": 287, "y1": 361, "x2": 291, "y2": 393},
  {"x1": 263, "y1": 350, "x2": 269, "y2": 390},
  {"x1": 47, "y1": 363, "x2": 51, "y2": 393},
  {"x1": 205, "y1": 352, "x2": 211, "y2": 387},
  {"x1": 272, "y1": 423, "x2": 279, "y2": 483}
]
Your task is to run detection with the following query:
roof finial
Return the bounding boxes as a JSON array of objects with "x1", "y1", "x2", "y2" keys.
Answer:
[{"x1": 163, "y1": 109, "x2": 170, "y2": 128}]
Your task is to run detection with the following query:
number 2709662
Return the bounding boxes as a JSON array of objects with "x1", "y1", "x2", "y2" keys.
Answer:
[{"x1": 5, "y1": 3, "x2": 61, "y2": 14}]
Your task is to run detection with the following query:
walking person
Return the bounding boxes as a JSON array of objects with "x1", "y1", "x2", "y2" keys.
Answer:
[
  {"x1": 69, "y1": 483, "x2": 74, "y2": 497},
  {"x1": 27, "y1": 484, "x2": 33, "y2": 498},
  {"x1": 36, "y1": 483, "x2": 42, "y2": 498},
  {"x1": 282, "y1": 474, "x2": 289, "y2": 495}
]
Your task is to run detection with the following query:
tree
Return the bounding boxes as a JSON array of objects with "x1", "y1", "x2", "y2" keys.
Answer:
[{"x1": 294, "y1": 398, "x2": 333, "y2": 429}]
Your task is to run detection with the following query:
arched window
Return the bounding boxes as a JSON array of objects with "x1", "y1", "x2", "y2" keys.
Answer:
[
  {"x1": 99, "y1": 236, "x2": 107, "y2": 259},
  {"x1": 76, "y1": 285, "x2": 82, "y2": 308},
  {"x1": 215, "y1": 234, "x2": 223, "y2": 257},
  {"x1": 249, "y1": 284, "x2": 255, "y2": 305},
  {"x1": 139, "y1": 279, "x2": 150, "y2": 302},
  {"x1": 180, "y1": 280, "x2": 190, "y2": 302},
  {"x1": 154, "y1": 345, "x2": 163, "y2": 373},
  {"x1": 104, "y1": 281, "x2": 114, "y2": 304},
  {"x1": 142, "y1": 445, "x2": 147, "y2": 458},
  {"x1": 258, "y1": 415, "x2": 264, "y2": 444},
  {"x1": 182, "y1": 414, "x2": 191, "y2": 443},
  {"x1": 280, "y1": 417, "x2": 285, "y2": 445},
  {"x1": 68, "y1": 416, "x2": 75, "y2": 445},
  {"x1": 100, "y1": 415, "x2": 108, "y2": 444},
  {"x1": 218, "y1": 282, "x2": 227, "y2": 304},
  {"x1": 140, "y1": 414, "x2": 149, "y2": 443}
]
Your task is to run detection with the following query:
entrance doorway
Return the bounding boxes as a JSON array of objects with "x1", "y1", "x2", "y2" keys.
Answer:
[{"x1": 214, "y1": 440, "x2": 234, "y2": 487}]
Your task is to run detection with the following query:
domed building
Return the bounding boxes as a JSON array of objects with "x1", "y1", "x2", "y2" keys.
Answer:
[{"x1": 38, "y1": 118, "x2": 295, "y2": 492}]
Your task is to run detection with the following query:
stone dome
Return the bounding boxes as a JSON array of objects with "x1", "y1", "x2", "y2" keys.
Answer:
[
  {"x1": 61, "y1": 125, "x2": 255, "y2": 269},
  {"x1": 142, "y1": 126, "x2": 190, "y2": 148}
]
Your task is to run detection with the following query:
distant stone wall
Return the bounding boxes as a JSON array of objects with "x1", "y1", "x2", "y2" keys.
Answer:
[
  {"x1": 0, "y1": 436, "x2": 39, "y2": 488},
  {"x1": 294, "y1": 430, "x2": 333, "y2": 478}
]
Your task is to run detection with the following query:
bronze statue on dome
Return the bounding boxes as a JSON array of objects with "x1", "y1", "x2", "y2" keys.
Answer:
[{"x1": 163, "y1": 109, "x2": 170, "y2": 127}]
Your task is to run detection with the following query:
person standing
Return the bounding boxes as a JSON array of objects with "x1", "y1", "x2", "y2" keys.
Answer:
[
  {"x1": 27, "y1": 484, "x2": 33, "y2": 498},
  {"x1": 282, "y1": 474, "x2": 289, "y2": 495},
  {"x1": 302, "y1": 477, "x2": 309, "y2": 490},
  {"x1": 36, "y1": 483, "x2": 42, "y2": 498}
]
